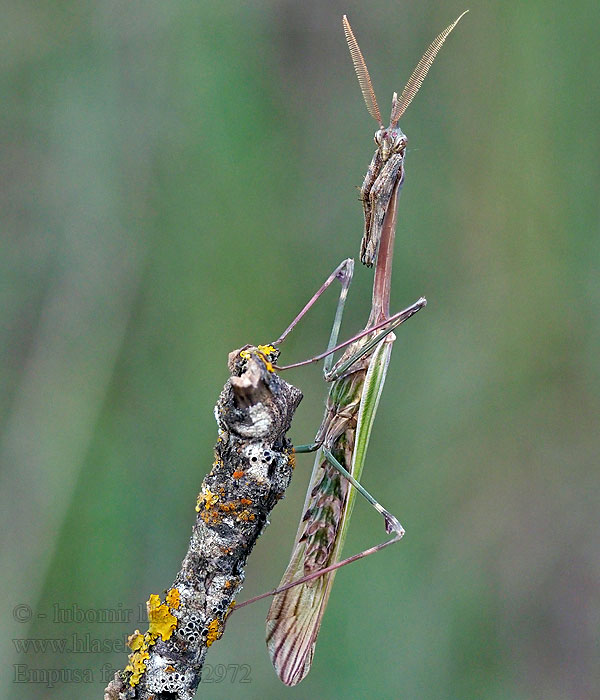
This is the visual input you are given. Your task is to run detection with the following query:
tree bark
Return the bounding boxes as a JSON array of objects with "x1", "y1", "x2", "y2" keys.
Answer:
[{"x1": 104, "y1": 346, "x2": 302, "y2": 700}]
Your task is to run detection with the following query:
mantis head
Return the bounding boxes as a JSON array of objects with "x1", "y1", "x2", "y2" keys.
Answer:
[
  {"x1": 374, "y1": 103, "x2": 407, "y2": 162},
  {"x1": 343, "y1": 11, "x2": 468, "y2": 154}
]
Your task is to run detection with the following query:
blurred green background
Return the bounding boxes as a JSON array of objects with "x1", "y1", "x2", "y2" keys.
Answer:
[{"x1": 2, "y1": 1, "x2": 598, "y2": 698}]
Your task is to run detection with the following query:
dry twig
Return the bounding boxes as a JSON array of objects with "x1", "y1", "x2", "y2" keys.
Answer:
[{"x1": 104, "y1": 347, "x2": 301, "y2": 699}]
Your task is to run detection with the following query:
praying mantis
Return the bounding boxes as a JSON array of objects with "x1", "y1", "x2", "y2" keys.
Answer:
[
  {"x1": 235, "y1": 11, "x2": 467, "y2": 686},
  {"x1": 265, "y1": 262, "x2": 425, "y2": 687}
]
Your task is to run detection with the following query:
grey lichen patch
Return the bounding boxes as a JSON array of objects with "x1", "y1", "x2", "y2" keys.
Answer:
[
  {"x1": 243, "y1": 442, "x2": 273, "y2": 479},
  {"x1": 144, "y1": 655, "x2": 196, "y2": 697}
]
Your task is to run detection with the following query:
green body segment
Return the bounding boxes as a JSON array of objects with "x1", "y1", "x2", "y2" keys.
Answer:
[
  {"x1": 300, "y1": 367, "x2": 363, "y2": 574},
  {"x1": 266, "y1": 335, "x2": 394, "y2": 686}
]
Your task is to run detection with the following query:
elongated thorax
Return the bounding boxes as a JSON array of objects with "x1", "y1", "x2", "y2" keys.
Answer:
[{"x1": 360, "y1": 127, "x2": 406, "y2": 267}]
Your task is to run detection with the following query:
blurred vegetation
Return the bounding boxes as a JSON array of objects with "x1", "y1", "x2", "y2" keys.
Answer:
[{"x1": 1, "y1": 1, "x2": 599, "y2": 698}]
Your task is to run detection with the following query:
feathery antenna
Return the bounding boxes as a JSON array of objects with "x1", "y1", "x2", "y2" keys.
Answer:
[
  {"x1": 390, "y1": 10, "x2": 469, "y2": 126},
  {"x1": 343, "y1": 15, "x2": 383, "y2": 127}
]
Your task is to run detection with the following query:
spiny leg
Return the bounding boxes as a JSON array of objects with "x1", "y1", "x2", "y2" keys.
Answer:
[{"x1": 293, "y1": 444, "x2": 404, "y2": 535}]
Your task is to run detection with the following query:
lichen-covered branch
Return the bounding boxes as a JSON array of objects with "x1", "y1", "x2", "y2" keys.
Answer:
[{"x1": 104, "y1": 346, "x2": 302, "y2": 700}]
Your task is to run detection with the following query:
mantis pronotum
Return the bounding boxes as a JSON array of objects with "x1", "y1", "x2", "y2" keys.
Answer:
[{"x1": 262, "y1": 12, "x2": 468, "y2": 686}]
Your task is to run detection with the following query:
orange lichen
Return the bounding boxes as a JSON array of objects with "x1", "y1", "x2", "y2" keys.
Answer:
[
  {"x1": 200, "y1": 509, "x2": 222, "y2": 525},
  {"x1": 257, "y1": 344, "x2": 276, "y2": 356},
  {"x1": 147, "y1": 594, "x2": 177, "y2": 641},
  {"x1": 236, "y1": 509, "x2": 255, "y2": 522},
  {"x1": 125, "y1": 629, "x2": 157, "y2": 687},
  {"x1": 288, "y1": 450, "x2": 296, "y2": 470},
  {"x1": 124, "y1": 592, "x2": 178, "y2": 688},
  {"x1": 127, "y1": 630, "x2": 145, "y2": 652},
  {"x1": 240, "y1": 498, "x2": 252, "y2": 505},
  {"x1": 232, "y1": 470, "x2": 244, "y2": 479},
  {"x1": 256, "y1": 345, "x2": 277, "y2": 372},
  {"x1": 125, "y1": 648, "x2": 149, "y2": 686},
  {"x1": 196, "y1": 488, "x2": 219, "y2": 513},
  {"x1": 206, "y1": 619, "x2": 223, "y2": 648},
  {"x1": 166, "y1": 588, "x2": 180, "y2": 610},
  {"x1": 203, "y1": 489, "x2": 219, "y2": 509},
  {"x1": 219, "y1": 501, "x2": 238, "y2": 513}
]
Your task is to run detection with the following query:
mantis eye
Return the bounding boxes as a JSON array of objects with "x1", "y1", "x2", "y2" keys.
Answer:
[{"x1": 394, "y1": 136, "x2": 406, "y2": 152}]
